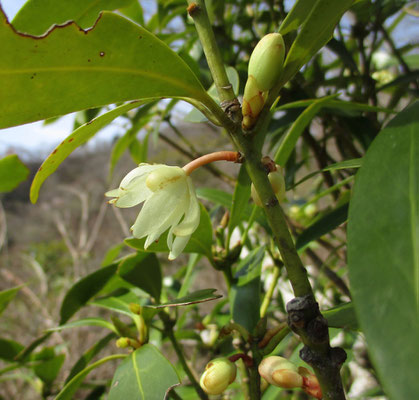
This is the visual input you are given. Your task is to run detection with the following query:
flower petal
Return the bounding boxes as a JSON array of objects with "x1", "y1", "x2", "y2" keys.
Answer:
[
  {"x1": 105, "y1": 188, "x2": 119, "y2": 197},
  {"x1": 173, "y1": 177, "x2": 200, "y2": 236},
  {"x1": 143, "y1": 197, "x2": 186, "y2": 248},
  {"x1": 168, "y1": 235, "x2": 191, "y2": 260},
  {"x1": 131, "y1": 180, "x2": 187, "y2": 239},
  {"x1": 120, "y1": 164, "x2": 161, "y2": 188},
  {"x1": 114, "y1": 173, "x2": 151, "y2": 208}
]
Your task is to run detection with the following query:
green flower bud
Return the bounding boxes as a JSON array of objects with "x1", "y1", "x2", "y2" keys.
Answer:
[
  {"x1": 251, "y1": 166, "x2": 286, "y2": 207},
  {"x1": 248, "y1": 33, "x2": 285, "y2": 92},
  {"x1": 200, "y1": 357, "x2": 237, "y2": 395},
  {"x1": 242, "y1": 33, "x2": 285, "y2": 130},
  {"x1": 258, "y1": 356, "x2": 303, "y2": 389}
]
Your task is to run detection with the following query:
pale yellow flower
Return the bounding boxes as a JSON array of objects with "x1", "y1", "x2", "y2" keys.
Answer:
[{"x1": 106, "y1": 164, "x2": 200, "y2": 260}]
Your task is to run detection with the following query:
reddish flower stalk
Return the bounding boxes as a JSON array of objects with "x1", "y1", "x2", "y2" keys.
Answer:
[{"x1": 183, "y1": 151, "x2": 242, "y2": 175}]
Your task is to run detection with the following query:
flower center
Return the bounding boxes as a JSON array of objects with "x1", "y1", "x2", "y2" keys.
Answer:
[{"x1": 145, "y1": 167, "x2": 184, "y2": 192}]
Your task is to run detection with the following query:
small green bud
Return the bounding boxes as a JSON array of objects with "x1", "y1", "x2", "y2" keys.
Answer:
[
  {"x1": 242, "y1": 33, "x2": 285, "y2": 130},
  {"x1": 258, "y1": 356, "x2": 303, "y2": 389},
  {"x1": 251, "y1": 166, "x2": 286, "y2": 207},
  {"x1": 116, "y1": 337, "x2": 130, "y2": 348},
  {"x1": 200, "y1": 357, "x2": 237, "y2": 395},
  {"x1": 129, "y1": 303, "x2": 142, "y2": 315}
]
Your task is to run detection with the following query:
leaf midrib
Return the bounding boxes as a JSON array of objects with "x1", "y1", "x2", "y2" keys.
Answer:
[
  {"x1": 0, "y1": 66, "x2": 206, "y2": 101},
  {"x1": 409, "y1": 131, "x2": 419, "y2": 312}
]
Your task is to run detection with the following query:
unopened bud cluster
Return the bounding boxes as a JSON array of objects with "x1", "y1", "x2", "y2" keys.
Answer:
[
  {"x1": 258, "y1": 356, "x2": 322, "y2": 399},
  {"x1": 242, "y1": 33, "x2": 285, "y2": 130},
  {"x1": 199, "y1": 357, "x2": 237, "y2": 395},
  {"x1": 251, "y1": 165, "x2": 285, "y2": 206}
]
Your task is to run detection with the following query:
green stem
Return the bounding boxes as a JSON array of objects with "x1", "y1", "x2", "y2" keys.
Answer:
[
  {"x1": 161, "y1": 313, "x2": 208, "y2": 400},
  {"x1": 186, "y1": 0, "x2": 236, "y2": 104},
  {"x1": 260, "y1": 265, "x2": 280, "y2": 318},
  {"x1": 189, "y1": 2, "x2": 346, "y2": 399}
]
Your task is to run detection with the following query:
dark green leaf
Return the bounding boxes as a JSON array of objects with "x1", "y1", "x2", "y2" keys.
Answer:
[
  {"x1": 30, "y1": 101, "x2": 144, "y2": 203},
  {"x1": 0, "y1": 156, "x2": 29, "y2": 193},
  {"x1": 323, "y1": 303, "x2": 358, "y2": 330},
  {"x1": 56, "y1": 354, "x2": 126, "y2": 400},
  {"x1": 274, "y1": 95, "x2": 338, "y2": 165},
  {"x1": 32, "y1": 347, "x2": 65, "y2": 384},
  {"x1": 108, "y1": 344, "x2": 179, "y2": 400},
  {"x1": 279, "y1": 0, "x2": 316, "y2": 35},
  {"x1": 125, "y1": 204, "x2": 213, "y2": 258},
  {"x1": 60, "y1": 263, "x2": 117, "y2": 324},
  {"x1": 230, "y1": 279, "x2": 260, "y2": 333},
  {"x1": 117, "y1": 252, "x2": 162, "y2": 301},
  {"x1": 348, "y1": 102, "x2": 419, "y2": 400},
  {"x1": 12, "y1": 0, "x2": 134, "y2": 35},
  {"x1": 280, "y1": 0, "x2": 355, "y2": 85},
  {"x1": 145, "y1": 289, "x2": 222, "y2": 309},
  {"x1": 296, "y1": 202, "x2": 349, "y2": 249},
  {"x1": 0, "y1": 338, "x2": 24, "y2": 361},
  {"x1": 0, "y1": 10, "x2": 215, "y2": 129},
  {"x1": 0, "y1": 285, "x2": 22, "y2": 316}
]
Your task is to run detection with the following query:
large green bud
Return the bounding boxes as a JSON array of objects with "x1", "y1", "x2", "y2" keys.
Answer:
[
  {"x1": 242, "y1": 33, "x2": 285, "y2": 130},
  {"x1": 199, "y1": 357, "x2": 237, "y2": 395},
  {"x1": 251, "y1": 165, "x2": 286, "y2": 207}
]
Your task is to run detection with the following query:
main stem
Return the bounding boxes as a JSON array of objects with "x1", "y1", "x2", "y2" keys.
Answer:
[{"x1": 188, "y1": 2, "x2": 346, "y2": 399}]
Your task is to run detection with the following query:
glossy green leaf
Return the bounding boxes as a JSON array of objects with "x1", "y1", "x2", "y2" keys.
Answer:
[
  {"x1": 59, "y1": 263, "x2": 117, "y2": 324},
  {"x1": 48, "y1": 318, "x2": 117, "y2": 334},
  {"x1": 348, "y1": 102, "x2": 419, "y2": 400},
  {"x1": 296, "y1": 202, "x2": 349, "y2": 249},
  {"x1": 0, "y1": 155, "x2": 29, "y2": 193},
  {"x1": 66, "y1": 333, "x2": 115, "y2": 383},
  {"x1": 235, "y1": 246, "x2": 265, "y2": 287},
  {"x1": 108, "y1": 344, "x2": 179, "y2": 400},
  {"x1": 196, "y1": 187, "x2": 232, "y2": 208},
  {"x1": 12, "y1": 0, "x2": 133, "y2": 35},
  {"x1": 0, "y1": 338, "x2": 24, "y2": 361},
  {"x1": 323, "y1": 303, "x2": 358, "y2": 330},
  {"x1": 91, "y1": 290, "x2": 140, "y2": 317},
  {"x1": 56, "y1": 354, "x2": 126, "y2": 400},
  {"x1": 228, "y1": 165, "x2": 251, "y2": 243},
  {"x1": 125, "y1": 204, "x2": 213, "y2": 258},
  {"x1": 277, "y1": 98, "x2": 395, "y2": 114},
  {"x1": 117, "y1": 252, "x2": 162, "y2": 301},
  {"x1": 0, "y1": 10, "x2": 215, "y2": 129},
  {"x1": 145, "y1": 289, "x2": 222, "y2": 309},
  {"x1": 293, "y1": 158, "x2": 362, "y2": 188},
  {"x1": 30, "y1": 101, "x2": 145, "y2": 203},
  {"x1": 274, "y1": 95, "x2": 337, "y2": 165},
  {"x1": 280, "y1": 0, "x2": 355, "y2": 85},
  {"x1": 0, "y1": 285, "x2": 22, "y2": 316},
  {"x1": 279, "y1": 0, "x2": 316, "y2": 35},
  {"x1": 101, "y1": 243, "x2": 125, "y2": 267}
]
